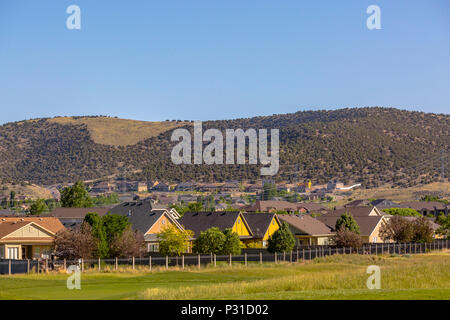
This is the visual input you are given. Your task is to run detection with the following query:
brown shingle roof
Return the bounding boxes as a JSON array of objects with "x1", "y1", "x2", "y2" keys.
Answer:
[
  {"x1": 44, "y1": 207, "x2": 112, "y2": 219},
  {"x1": 0, "y1": 217, "x2": 65, "y2": 238},
  {"x1": 278, "y1": 214, "x2": 333, "y2": 236},
  {"x1": 400, "y1": 201, "x2": 447, "y2": 211},
  {"x1": 245, "y1": 200, "x2": 327, "y2": 213},
  {"x1": 317, "y1": 215, "x2": 384, "y2": 236},
  {"x1": 325, "y1": 206, "x2": 385, "y2": 217}
]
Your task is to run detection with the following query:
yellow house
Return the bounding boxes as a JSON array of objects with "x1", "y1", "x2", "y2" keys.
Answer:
[
  {"x1": 0, "y1": 217, "x2": 65, "y2": 260},
  {"x1": 242, "y1": 213, "x2": 281, "y2": 248},
  {"x1": 179, "y1": 211, "x2": 253, "y2": 241}
]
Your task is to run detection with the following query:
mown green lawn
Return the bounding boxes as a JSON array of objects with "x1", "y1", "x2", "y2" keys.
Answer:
[{"x1": 0, "y1": 252, "x2": 449, "y2": 300}]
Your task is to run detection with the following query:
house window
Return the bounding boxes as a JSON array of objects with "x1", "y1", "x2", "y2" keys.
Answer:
[
  {"x1": 0, "y1": 246, "x2": 4, "y2": 259},
  {"x1": 148, "y1": 244, "x2": 159, "y2": 252},
  {"x1": 8, "y1": 247, "x2": 19, "y2": 260}
]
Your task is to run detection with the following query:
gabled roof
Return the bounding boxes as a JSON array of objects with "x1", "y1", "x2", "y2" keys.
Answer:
[
  {"x1": 44, "y1": 207, "x2": 112, "y2": 219},
  {"x1": 326, "y1": 206, "x2": 385, "y2": 217},
  {"x1": 278, "y1": 214, "x2": 333, "y2": 236},
  {"x1": 370, "y1": 199, "x2": 406, "y2": 208},
  {"x1": 317, "y1": 215, "x2": 384, "y2": 236},
  {"x1": 0, "y1": 217, "x2": 65, "y2": 238},
  {"x1": 245, "y1": 200, "x2": 328, "y2": 213},
  {"x1": 179, "y1": 211, "x2": 252, "y2": 237},
  {"x1": 400, "y1": 201, "x2": 447, "y2": 211},
  {"x1": 109, "y1": 200, "x2": 183, "y2": 233},
  {"x1": 243, "y1": 213, "x2": 279, "y2": 238}
]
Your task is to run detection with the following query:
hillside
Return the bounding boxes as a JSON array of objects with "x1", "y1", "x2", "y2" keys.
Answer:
[{"x1": 0, "y1": 108, "x2": 448, "y2": 187}]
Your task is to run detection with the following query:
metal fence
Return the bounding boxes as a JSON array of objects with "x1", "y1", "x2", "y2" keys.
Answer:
[{"x1": 1, "y1": 239, "x2": 448, "y2": 275}]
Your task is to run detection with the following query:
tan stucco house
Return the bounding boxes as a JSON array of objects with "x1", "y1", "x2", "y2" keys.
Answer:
[{"x1": 0, "y1": 217, "x2": 65, "y2": 260}]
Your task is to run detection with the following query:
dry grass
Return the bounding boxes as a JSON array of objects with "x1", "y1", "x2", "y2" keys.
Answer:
[
  {"x1": 350, "y1": 182, "x2": 450, "y2": 202},
  {"x1": 49, "y1": 117, "x2": 188, "y2": 146},
  {"x1": 135, "y1": 252, "x2": 450, "y2": 300}
]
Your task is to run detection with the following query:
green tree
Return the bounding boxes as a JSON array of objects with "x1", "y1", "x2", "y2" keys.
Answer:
[
  {"x1": 436, "y1": 213, "x2": 450, "y2": 237},
  {"x1": 9, "y1": 190, "x2": 16, "y2": 208},
  {"x1": 384, "y1": 208, "x2": 421, "y2": 217},
  {"x1": 84, "y1": 212, "x2": 109, "y2": 258},
  {"x1": 193, "y1": 227, "x2": 226, "y2": 254},
  {"x1": 157, "y1": 224, "x2": 193, "y2": 256},
  {"x1": 187, "y1": 202, "x2": 203, "y2": 212},
  {"x1": 379, "y1": 216, "x2": 415, "y2": 242},
  {"x1": 412, "y1": 217, "x2": 434, "y2": 243},
  {"x1": 221, "y1": 228, "x2": 242, "y2": 255},
  {"x1": 101, "y1": 214, "x2": 131, "y2": 245},
  {"x1": 267, "y1": 222, "x2": 295, "y2": 253},
  {"x1": 335, "y1": 213, "x2": 360, "y2": 234},
  {"x1": 29, "y1": 199, "x2": 49, "y2": 215},
  {"x1": 262, "y1": 183, "x2": 277, "y2": 200},
  {"x1": 60, "y1": 181, "x2": 93, "y2": 208}
]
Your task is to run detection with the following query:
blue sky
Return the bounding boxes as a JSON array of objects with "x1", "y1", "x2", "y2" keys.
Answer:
[{"x1": 0, "y1": 0, "x2": 449, "y2": 124}]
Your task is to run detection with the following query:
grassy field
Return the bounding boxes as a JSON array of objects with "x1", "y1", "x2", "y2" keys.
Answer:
[
  {"x1": 49, "y1": 117, "x2": 188, "y2": 146},
  {"x1": 1, "y1": 252, "x2": 449, "y2": 300}
]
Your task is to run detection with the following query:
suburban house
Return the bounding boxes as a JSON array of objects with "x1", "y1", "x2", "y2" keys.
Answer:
[
  {"x1": 400, "y1": 201, "x2": 448, "y2": 217},
  {"x1": 175, "y1": 181, "x2": 196, "y2": 192},
  {"x1": 151, "y1": 182, "x2": 170, "y2": 192},
  {"x1": 318, "y1": 207, "x2": 389, "y2": 243},
  {"x1": 0, "y1": 217, "x2": 65, "y2": 260},
  {"x1": 244, "y1": 200, "x2": 328, "y2": 215},
  {"x1": 369, "y1": 199, "x2": 407, "y2": 210},
  {"x1": 278, "y1": 214, "x2": 334, "y2": 246},
  {"x1": 242, "y1": 213, "x2": 281, "y2": 248},
  {"x1": 43, "y1": 207, "x2": 112, "y2": 229},
  {"x1": 344, "y1": 200, "x2": 370, "y2": 208},
  {"x1": 179, "y1": 211, "x2": 253, "y2": 241},
  {"x1": 109, "y1": 200, "x2": 184, "y2": 252}
]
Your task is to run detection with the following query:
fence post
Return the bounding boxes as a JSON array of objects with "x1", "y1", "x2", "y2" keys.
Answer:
[
  {"x1": 315, "y1": 247, "x2": 318, "y2": 259},
  {"x1": 182, "y1": 255, "x2": 185, "y2": 269},
  {"x1": 290, "y1": 251, "x2": 292, "y2": 263},
  {"x1": 198, "y1": 254, "x2": 201, "y2": 269},
  {"x1": 302, "y1": 249, "x2": 305, "y2": 261},
  {"x1": 166, "y1": 256, "x2": 168, "y2": 269},
  {"x1": 115, "y1": 257, "x2": 118, "y2": 271},
  {"x1": 409, "y1": 242, "x2": 411, "y2": 254},
  {"x1": 132, "y1": 257, "x2": 135, "y2": 270},
  {"x1": 349, "y1": 247, "x2": 352, "y2": 255},
  {"x1": 27, "y1": 259, "x2": 30, "y2": 274},
  {"x1": 149, "y1": 256, "x2": 152, "y2": 271},
  {"x1": 45, "y1": 259, "x2": 48, "y2": 273},
  {"x1": 283, "y1": 252, "x2": 286, "y2": 262},
  {"x1": 245, "y1": 253, "x2": 247, "y2": 266},
  {"x1": 275, "y1": 252, "x2": 277, "y2": 264},
  {"x1": 296, "y1": 249, "x2": 299, "y2": 262},
  {"x1": 309, "y1": 249, "x2": 311, "y2": 260},
  {"x1": 8, "y1": 260, "x2": 11, "y2": 276},
  {"x1": 98, "y1": 258, "x2": 101, "y2": 272},
  {"x1": 214, "y1": 254, "x2": 216, "y2": 267},
  {"x1": 229, "y1": 253, "x2": 232, "y2": 267},
  {"x1": 37, "y1": 259, "x2": 40, "y2": 273},
  {"x1": 260, "y1": 252, "x2": 263, "y2": 264},
  {"x1": 329, "y1": 247, "x2": 331, "y2": 256}
]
